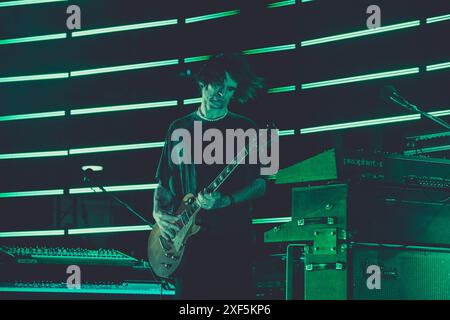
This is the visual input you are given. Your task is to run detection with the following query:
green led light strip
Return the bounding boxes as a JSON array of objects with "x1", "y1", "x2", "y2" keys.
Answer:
[
  {"x1": 0, "y1": 33, "x2": 66, "y2": 45},
  {"x1": 0, "y1": 183, "x2": 160, "y2": 199},
  {"x1": 69, "y1": 184, "x2": 158, "y2": 194},
  {"x1": 243, "y1": 44, "x2": 296, "y2": 55},
  {"x1": 430, "y1": 109, "x2": 450, "y2": 117},
  {"x1": 426, "y1": 62, "x2": 450, "y2": 72},
  {"x1": 69, "y1": 225, "x2": 152, "y2": 235},
  {"x1": 301, "y1": 114, "x2": 420, "y2": 134},
  {"x1": 183, "y1": 97, "x2": 202, "y2": 105},
  {"x1": 300, "y1": 109, "x2": 449, "y2": 135},
  {"x1": 0, "y1": 189, "x2": 64, "y2": 198},
  {"x1": 0, "y1": 73, "x2": 69, "y2": 83},
  {"x1": 0, "y1": 150, "x2": 68, "y2": 160},
  {"x1": 70, "y1": 59, "x2": 179, "y2": 77},
  {"x1": 185, "y1": 9, "x2": 240, "y2": 24},
  {"x1": 0, "y1": 229, "x2": 65, "y2": 237},
  {"x1": 301, "y1": 67, "x2": 419, "y2": 89},
  {"x1": 184, "y1": 55, "x2": 211, "y2": 64},
  {"x1": 301, "y1": 20, "x2": 420, "y2": 47},
  {"x1": 69, "y1": 142, "x2": 164, "y2": 155},
  {"x1": 72, "y1": 19, "x2": 178, "y2": 37},
  {"x1": 0, "y1": 129, "x2": 301, "y2": 160},
  {"x1": 252, "y1": 217, "x2": 291, "y2": 224},
  {"x1": 0, "y1": 141, "x2": 164, "y2": 160},
  {"x1": 278, "y1": 130, "x2": 295, "y2": 136},
  {"x1": 426, "y1": 13, "x2": 450, "y2": 24},
  {"x1": 70, "y1": 100, "x2": 178, "y2": 115},
  {"x1": 70, "y1": 220, "x2": 293, "y2": 231},
  {"x1": 0, "y1": 111, "x2": 65, "y2": 122},
  {"x1": 267, "y1": 0, "x2": 296, "y2": 9},
  {"x1": 0, "y1": 0, "x2": 67, "y2": 7},
  {"x1": 267, "y1": 85, "x2": 296, "y2": 94}
]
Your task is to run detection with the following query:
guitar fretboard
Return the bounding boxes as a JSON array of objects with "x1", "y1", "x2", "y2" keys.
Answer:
[{"x1": 179, "y1": 138, "x2": 256, "y2": 225}]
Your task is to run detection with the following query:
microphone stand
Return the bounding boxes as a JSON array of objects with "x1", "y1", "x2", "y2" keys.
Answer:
[
  {"x1": 82, "y1": 171, "x2": 154, "y2": 228},
  {"x1": 390, "y1": 93, "x2": 450, "y2": 131},
  {"x1": 82, "y1": 171, "x2": 169, "y2": 286}
]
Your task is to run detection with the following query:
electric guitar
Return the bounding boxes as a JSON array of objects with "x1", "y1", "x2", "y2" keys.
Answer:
[{"x1": 148, "y1": 126, "x2": 275, "y2": 278}]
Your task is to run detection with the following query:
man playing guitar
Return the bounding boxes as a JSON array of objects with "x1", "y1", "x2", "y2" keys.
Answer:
[{"x1": 152, "y1": 53, "x2": 267, "y2": 299}]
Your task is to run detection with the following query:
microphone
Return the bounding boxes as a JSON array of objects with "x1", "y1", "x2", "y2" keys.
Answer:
[
  {"x1": 380, "y1": 85, "x2": 396, "y2": 101},
  {"x1": 380, "y1": 85, "x2": 415, "y2": 111},
  {"x1": 380, "y1": 85, "x2": 450, "y2": 130},
  {"x1": 81, "y1": 165, "x2": 103, "y2": 183}
]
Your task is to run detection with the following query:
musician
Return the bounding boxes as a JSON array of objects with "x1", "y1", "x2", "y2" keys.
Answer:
[{"x1": 153, "y1": 53, "x2": 266, "y2": 299}]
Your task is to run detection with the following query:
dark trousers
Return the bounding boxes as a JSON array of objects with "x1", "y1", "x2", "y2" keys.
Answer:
[{"x1": 174, "y1": 231, "x2": 254, "y2": 300}]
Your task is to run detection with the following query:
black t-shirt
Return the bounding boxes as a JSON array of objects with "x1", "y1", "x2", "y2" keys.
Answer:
[{"x1": 155, "y1": 111, "x2": 262, "y2": 236}]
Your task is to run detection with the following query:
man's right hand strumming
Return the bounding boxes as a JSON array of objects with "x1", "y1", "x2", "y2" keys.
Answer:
[
  {"x1": 153, "y1": 209, "x2": 180, "y2": 241},
  {"x1": 153, "y1": 183, "x2": 179, "y2": 241}
]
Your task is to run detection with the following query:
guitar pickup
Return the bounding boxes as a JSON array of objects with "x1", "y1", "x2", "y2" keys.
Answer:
[
  {"x1": 159, "y1": 236, "x2": 171, "y2": 252},
  {"x1": 164, "y1": 253, "x2": 178, "y2": 260}
]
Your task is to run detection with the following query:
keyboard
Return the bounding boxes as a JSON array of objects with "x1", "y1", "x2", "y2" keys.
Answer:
[
  {"x1": 0, "y1": 246, "x2": 140, "y2": 267},
  {"x1": 0, "y1": 281, "x2": 175, "y2": 296}
]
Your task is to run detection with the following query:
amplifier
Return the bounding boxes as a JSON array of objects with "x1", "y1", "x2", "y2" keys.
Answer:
[{"x1": 351, "y1": 244, "x2": 450, "y2": 300}]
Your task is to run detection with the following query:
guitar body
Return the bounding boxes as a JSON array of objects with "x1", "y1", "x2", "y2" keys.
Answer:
[{"x1": 147, "y1": 193, "x2": 201, "y2": 278}]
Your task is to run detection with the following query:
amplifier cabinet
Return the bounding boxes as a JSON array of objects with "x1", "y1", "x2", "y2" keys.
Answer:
[{"x1": 351, "y1": 244, "x2": 450, "y2": 300}]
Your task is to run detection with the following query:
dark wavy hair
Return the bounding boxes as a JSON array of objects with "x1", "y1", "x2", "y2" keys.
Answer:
[{"x1": 195, "y1": 53, "x2": 264, "y2": 104}]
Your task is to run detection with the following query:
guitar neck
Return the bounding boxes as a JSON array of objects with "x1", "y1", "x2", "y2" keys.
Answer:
[
  {"x1": 204, "y1": 143, "x2": 251, "y2": 194},
  {"x1": 180, "y1": 146, "x2": 249, "y2": 222},
  {"x1": 181, "y1": 128, "x2": 274, "y2": 222}
]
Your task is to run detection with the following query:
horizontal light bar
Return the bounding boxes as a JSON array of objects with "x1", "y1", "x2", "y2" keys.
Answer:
[
  {"x1": 69, "y1": 142, "x2": 164, "y2": 155},
  {"x1": 0, "y1": 111, "x2": 65, "y2": 122},
  {"x1": 0, "y1": 73, "x2": 69, "y2": 83},
  {"x1": 0, "y1": 33, "x2": 66, "y2": 45},
  {"x1": 70, "y1": 59, "x2": 179, "y2": 77},
  {"x1": 267, "y1": 85, "x2": 296, "y2": 94},
  {"x1": 69, "y1": 184, "x2": 158, "y2": 194},
  {"x1": 0, "y1": 150, "x2": 68, "y2": 160},
  {"x1": 430, "y1": 109, "x2": 450, "y2": 117},
  {"x1": 426, "y1": 13, "x2": 450, "y2": 24},
  {"x1": 0, "y1": 0, "x2": 67, "y2": 7},
  {"x1": 0, "y1": 189, "x2": 64, "y2": 198},
  {"x1": 267, "y1": 0, "x2": 296, "y2": 8},
  {"x1": 185, "y1": 9, "x2": 240, "y2": 24},
  {"x1": 183, "y1": 97, "x2": 202, "y2": 105},
  {"x1": 252, "y1": 217, "x2": 291, "y2": 224},
  {"x1": 300, "y1": 109, "x2": 447, "y2": 135},
  {"x1": 243, "y1": 44, "x2": 296, "y2": 55},
  {"x1": 0, "y1": 229, "x2": 65, "y2": 238},
  {"x1": 0, "y1": 126, "x2": 302, "y2": 162},
  {"x1": 404, "y1": 144, "x2": 450, "y2": 156},
  {"x1": 426, "y1": 62, "x2": 450, "y2": 72},
  {"x1": 301, "y1": 67, "x2": 419, "y2": 89},
  {"x1": 278, "y1": 129, "x2": 296, "y2": 136},
  {"x1": 70, "y1": 100, "x2": 178, "y2": 115},
  {"x1": 72, "y1": 19, "x2": 178, "y2": 37},
  {"x1": 184, "y1": 55, "x2": 211, "y2": 63},
  {"x1": 68, "y1": 225, "x2": 152, "y2": 235},
  {"x1": 301, "y1": 20, "x2": 420, "y2": 47},
  {"x1": 301, "y1": 114, "x2": 420, "y2": 134}
]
